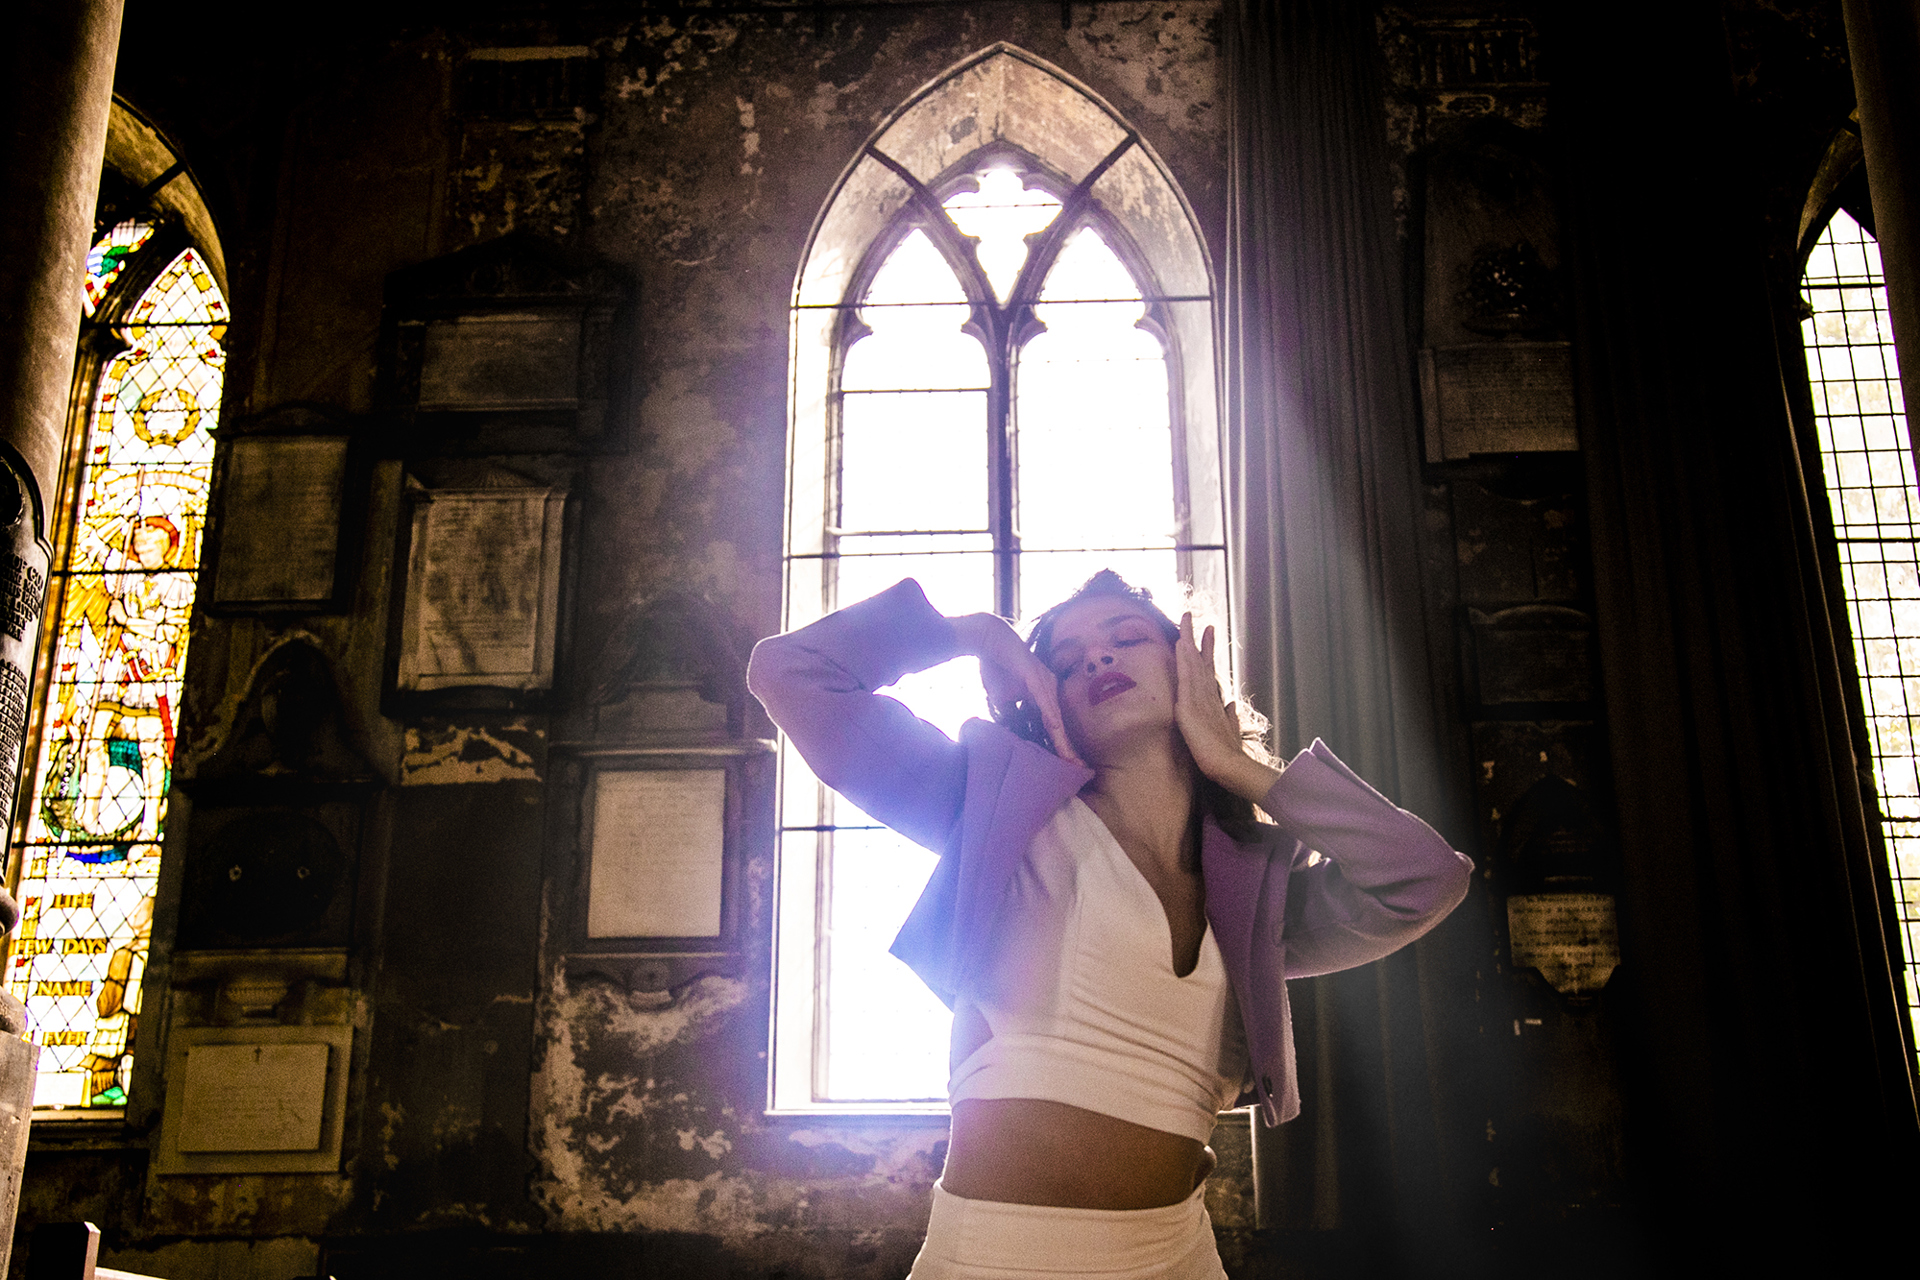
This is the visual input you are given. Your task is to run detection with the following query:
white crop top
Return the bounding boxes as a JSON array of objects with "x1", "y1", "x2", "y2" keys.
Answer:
[{"x1": 947, "y1": 797, "x2": 1249, "y2": 1143}]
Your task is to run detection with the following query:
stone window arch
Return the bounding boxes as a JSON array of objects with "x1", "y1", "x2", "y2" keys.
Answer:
[
  {"x1": 1797, "y1": 205, "x2": 1920, "y2": 1061},
  {"x1": 771, "y1": 45, "x2": 1225, "y2": 1109},
  {"x1": 3, "y1": 104, "x2": 226, "y2": 1113}
]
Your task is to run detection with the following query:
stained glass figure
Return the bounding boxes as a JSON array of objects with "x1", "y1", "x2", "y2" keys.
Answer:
[
  {"x1": 82, "y1": 221, "x2": 156, "y2": 318},
  {"x1": 9, "y1": 245, "x2": 222, "y2": 1110}
]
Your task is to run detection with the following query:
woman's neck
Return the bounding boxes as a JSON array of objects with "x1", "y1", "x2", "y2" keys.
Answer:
[{"x1": 1079, "y1": 734, "x2": 1199, "y2": 870}]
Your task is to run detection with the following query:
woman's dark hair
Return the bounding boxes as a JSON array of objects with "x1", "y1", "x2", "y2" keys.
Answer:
[{"x1": 992, "y1": 569, "x2": 1275, "y2": 839}]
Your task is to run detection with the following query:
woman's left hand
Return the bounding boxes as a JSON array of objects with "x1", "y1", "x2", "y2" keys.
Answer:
[{"x1": 1173, "y1": 613, "x2": 1282, "y2": 804}]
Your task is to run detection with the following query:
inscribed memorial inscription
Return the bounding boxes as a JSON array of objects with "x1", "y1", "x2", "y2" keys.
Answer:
[
  {"x1": 588, "y1": 769, "x2": 726, "y2": 938},
  {"x1": 1506, "y1": 892, "x2": 1620, "y2": 996},
  {"x1": 418, "y1": 314, "x2": 580, "y2": 411},
  {"x1": 398, "y1": 487, "x2": 566, "y2": 692},
  {"x1": 177, "y1": 1042, "x2": 330, "y2": 1153},
  {"x1": 212, "y1": 437, "x2": 349, "y2": 606},
  {"x1": 1420, "y1": 342, "x2": 1577, "y2": 461}
]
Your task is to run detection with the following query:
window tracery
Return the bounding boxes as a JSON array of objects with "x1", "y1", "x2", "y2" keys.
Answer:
[{"x1": 772, "y1": 48, "x2": 1223, "y2": 1109}]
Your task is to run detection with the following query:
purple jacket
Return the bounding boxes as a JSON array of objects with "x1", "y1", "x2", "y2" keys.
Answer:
[{"x1": 747, "y1": 579, "x2": 1472, "y2": 1126}]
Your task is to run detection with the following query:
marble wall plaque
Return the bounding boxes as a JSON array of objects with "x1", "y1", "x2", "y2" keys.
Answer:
[
  {"x1": 397, "y1": 487, "x2": 567, "y2": 692},
  {"x1": 1420, "y1": 342, "x2": 1577, "y2": 461},
  {"x1": 212, "y1": 436, "x2": 349, "y2": 607},
  {"x1": 587, "y1": 769, "x2": 726, "y2": 938},
  {"x1": 418, "y1": 313, "x2": 580, "y2": 411},
  {"x1": 1506, "y1": 892, "x2": 1620, "y2": 996},
  {"x1": 177, "y1": 1042, "x2": 330, "y2": 1153},
  {"x1": 158, "y1": 1023, "x2": 352, "y2": 1174}
]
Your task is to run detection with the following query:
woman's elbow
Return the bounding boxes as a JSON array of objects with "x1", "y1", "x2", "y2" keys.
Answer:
[{"x1": 745, "y1": 637, "x2": 801, "y2": 723}]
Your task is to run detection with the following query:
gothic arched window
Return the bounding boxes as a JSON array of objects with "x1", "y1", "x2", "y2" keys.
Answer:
[
  {"x1": 5, "y1": 212, "x2": 225, "y2": 1112},
  {"x1": 772, "y1": 47, "x2": 1225, "y2": 1109},
  {"x1": 1798, "y1": 208, "x2": 1920, "y2": 1061}
]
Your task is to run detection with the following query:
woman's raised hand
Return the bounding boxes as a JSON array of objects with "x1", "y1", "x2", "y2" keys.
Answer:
[
  {"x1": 1174, "y1": 613, "x2": 1282, "y2": 804},
  {"x1": 951, "y1": 613, "x2": 1084, "y2": 766}
]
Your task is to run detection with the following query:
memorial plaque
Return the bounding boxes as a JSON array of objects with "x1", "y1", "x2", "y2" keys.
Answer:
[
  {"x1": 1470, "y1": 606, "x2": 1594, "y2": 705},
  {"x1": 1506, "y1": 892, "x2": 1620, "y2": 995},
  {"x1": 397, "y1": 486, "x2": 567, "y2": 692},
  {"x1": 587, "y1": 769, "x2": 727, "y2": 938},
  {"x1": 211, "y1": 436, "x2": 349, "y2": 607},
  {"x1": 1420, "y1": 342, "x2": 1577, "y2": 462},
  {"x1": 418, "y1": 313, "x2": 581, "y2": 411},
  {"x1": 0, "y1": 462, "x2": 48, "y2": 854},
  {"x1": 177, "y1": 1042, "x2": 330, "y2": 1153},
  {"x1": 158, "y1": 1023, "x2": 352, "y2": 1174}
]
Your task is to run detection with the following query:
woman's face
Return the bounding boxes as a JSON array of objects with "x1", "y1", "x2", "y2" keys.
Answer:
[{"x1": 1042, "y1": 597, "x2": 1178, "y2": 761}]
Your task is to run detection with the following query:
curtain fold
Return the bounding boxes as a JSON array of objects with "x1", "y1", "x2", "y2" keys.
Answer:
[
  {"x1": 1542, "y1": 0, "x2": 1918, "y2": 1262},
  {"x1": 1222, "y1": 0, "x2": 1465, "y2": 1255}
]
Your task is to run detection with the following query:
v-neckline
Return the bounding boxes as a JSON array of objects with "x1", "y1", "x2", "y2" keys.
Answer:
[{"x1": 1067, "y1": 797, "x2": 1210, "y2": 979}]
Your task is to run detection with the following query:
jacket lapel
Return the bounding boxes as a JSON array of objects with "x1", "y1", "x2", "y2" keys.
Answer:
[{"x1": 1202, "y1": 818, "x2": 1263, "y2": 1011}]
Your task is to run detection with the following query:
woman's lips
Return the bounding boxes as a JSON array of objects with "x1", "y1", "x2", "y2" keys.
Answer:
[{"x1": 1087, "y1": 671, "x2": 1136, "y2": 706}]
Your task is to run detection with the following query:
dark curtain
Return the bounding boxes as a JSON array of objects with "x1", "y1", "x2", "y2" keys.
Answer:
[
  {"x1": 1542, "y1": 0, "x2": 1918, "y2": 1265},
  {"x1": 1222, "y1": 0, "x2": 1473, "y2": 1263}
]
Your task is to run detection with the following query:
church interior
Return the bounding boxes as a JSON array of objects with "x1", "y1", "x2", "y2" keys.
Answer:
[{"x1": 1, "y1": 1, "x2": 1916, "y2": 1276}]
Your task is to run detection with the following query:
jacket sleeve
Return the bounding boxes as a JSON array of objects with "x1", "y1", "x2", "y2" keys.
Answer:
[
  {"x1": 745, "y1": 578, "x2": 970, "y2": 853},
  {"x1": 1261, "y1": 739, "x2": 1473, "y2": 978}
]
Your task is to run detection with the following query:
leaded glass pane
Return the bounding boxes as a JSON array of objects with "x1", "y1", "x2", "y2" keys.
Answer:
[
  {"x1": 1801, "y1": 209, "x2": 1920, "y2": 1062},
  {"x1": 1016, "y1": 227, "x2": 1176, "y2": 597},
  {"x1": 11, "y1": 247, "x2": 222, "y2": 1110},
  {"x1": 82, "y1": 221, "x2": 156, "y2": 318},
  {"x1": 777, "y1": 153, "x2": 1202, "y2": 1110}
]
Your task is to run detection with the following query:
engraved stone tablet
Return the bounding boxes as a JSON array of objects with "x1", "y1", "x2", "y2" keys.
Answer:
[
  {"x1": 588, "y1": 769, "x2": 726, "y2": 938},
  {"x1": 419, "y1": 313, "x2": 580, "y2": 411},
  {"x1": 177, "y1": 1042, "x2": 330, "y2": 1153},
  {"x1": 398, "y1": 487, "x2": 567, "y2": 692},
  {"x1": 1420, "y1": 342, "x2": 1577, "y2": 462},
  {"x1": 1506, "y1": 892, "x2": 1620, "y2": 996},
  {"x1": 1469, "y1": 606, "x2": 1594, "y2": 705},
  {"x1": 212, "y1": 437, "x2": 349, "y2": 606}
]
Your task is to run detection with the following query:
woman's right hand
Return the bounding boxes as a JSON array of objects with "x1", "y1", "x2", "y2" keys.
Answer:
[{"x1": 950, "y1": 613, "x2": 1083, "y2": 766}]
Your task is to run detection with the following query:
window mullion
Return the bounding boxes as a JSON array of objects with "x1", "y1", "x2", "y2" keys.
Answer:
[{"x1": 989, "y1": 311, "x2": 1018, "y2": 620}]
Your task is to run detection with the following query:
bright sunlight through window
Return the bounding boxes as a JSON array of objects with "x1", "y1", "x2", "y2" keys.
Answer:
[
  {"x1": 1800, "y1": 208, "x2": 1920, "y2": 1058},
  {"x1": 775, "y1": 157, "x2": 1220, "y2": 1108}
]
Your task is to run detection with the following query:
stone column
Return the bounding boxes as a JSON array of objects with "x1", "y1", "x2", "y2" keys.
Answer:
[
  {"x1": 0, "y1": 0, "x2": 128, "y2": 1271},
  {"x1": 1844, "y1": 0, "x2": 1920, "y2": 478}
]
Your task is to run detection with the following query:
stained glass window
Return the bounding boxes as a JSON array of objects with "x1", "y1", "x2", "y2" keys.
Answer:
[
  {"x1": 1799, "y1": 208, "x2": 1920, "y2": 1064},
  {"x1": 774, "y1": 159, "x2": 1215, "y2": 1108},
  {"x1": 82, "y1": 221, "x2": 156, "y2": 318},
  {"x1": 8, "y1": 245, "x2": 223, "y2": 1110}
]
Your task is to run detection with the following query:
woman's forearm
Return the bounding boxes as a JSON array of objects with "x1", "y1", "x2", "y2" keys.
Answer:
[{"x1": 1207, "y1": 753, "x2": 1285, "y2": 807}]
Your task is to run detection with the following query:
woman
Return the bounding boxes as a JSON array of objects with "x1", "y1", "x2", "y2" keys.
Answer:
[{"x1": 747, "y1": 572, "x2": 1470, "y2": 1279}]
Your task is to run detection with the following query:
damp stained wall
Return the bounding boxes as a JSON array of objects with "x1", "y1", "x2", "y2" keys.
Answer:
[
  {"x1": 18, "y1": 6, "x2": 1235, "y2": 1278},
  {"x1": 10, "y1": 3, "x2": 1874, "y2": 1278}
]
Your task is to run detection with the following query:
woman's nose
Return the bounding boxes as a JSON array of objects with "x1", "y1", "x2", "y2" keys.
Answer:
[{"x1": 1083, "y1": 655, "x2": 1115, "y2": 674}]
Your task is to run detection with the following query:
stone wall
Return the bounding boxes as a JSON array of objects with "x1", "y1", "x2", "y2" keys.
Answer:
[{"x1": 8, "y1": 2, "x2": 1869, "y2": 1278}]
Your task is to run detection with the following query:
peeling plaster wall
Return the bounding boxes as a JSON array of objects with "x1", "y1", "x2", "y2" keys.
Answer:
[
  {"x1": 15, "y1": 6, "x2": 1235, "y2": 1278},
  {"x1": 21, "y1": 2, "x2": 1857, "y2": 1275},
  {"x1": 527, "y1": 9, "x2": 1232, "y2": 1271}
]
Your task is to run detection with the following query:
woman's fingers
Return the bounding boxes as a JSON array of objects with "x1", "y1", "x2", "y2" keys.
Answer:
[
  {"x1": 1174, "y1": 613, "x2": 1241, "y2": 774},
  {"x1": 1037, "y1": 691, "x2": 1083, "y2": 765},
  {"x1": 1017, "y1": 650, "x2": 1081, "y2": 765}
]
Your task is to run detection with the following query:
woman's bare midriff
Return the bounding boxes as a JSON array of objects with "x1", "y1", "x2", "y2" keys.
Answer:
[{"x1": 942, "y1": 1098, "x2": 1215, "y2": 1210}]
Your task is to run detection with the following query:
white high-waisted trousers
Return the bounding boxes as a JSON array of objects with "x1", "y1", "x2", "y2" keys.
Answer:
[{"x1": 905, "y1": 1182, "x2": 1229, "y2": 1279}]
